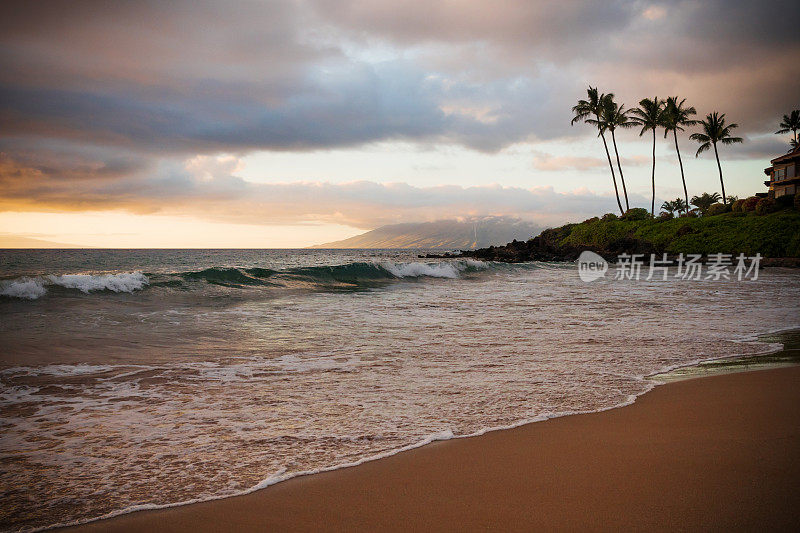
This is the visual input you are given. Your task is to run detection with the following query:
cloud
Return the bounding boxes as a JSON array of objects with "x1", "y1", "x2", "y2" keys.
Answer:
[
  {"x1": 533, "y1": 154, "x2": 610, "y2": 172},
  {"x1": 0, "y1": 152, "x2": 641, "y2": 227},
  {"x1": 1, "y1": 0, "x2": 796, "y2": 157},
  {"x1": 532, "y1": 151, "x2": 650, "y2": 172},
  {"x1": 716, "y1": 135, "x2": 795, "y2": 161},
  {"x1": 642, "y1": 6, "x2": 667, "y2": 21},
  {"x1": 1, "y1": 0, "x2": 797, "y2": 230}
]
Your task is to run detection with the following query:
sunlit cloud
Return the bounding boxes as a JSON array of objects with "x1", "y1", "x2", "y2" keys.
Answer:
[
  {"x1": 1, "y1": 0, "x2": 797, "y2": 246},
  {"x1": 532, "y1": 151, "x2": 650, "y2": 172},
  {"x1": 642, "y1": 5, "x2": 667, "y2": 21},
  {"x1": 1, "y1": 150, "x2": 639, "y2": 229}
]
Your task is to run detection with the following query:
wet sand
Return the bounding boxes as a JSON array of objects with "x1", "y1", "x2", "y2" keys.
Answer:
[{"x1": 63, "y1": 366, "x2": 800, "y2": 532}]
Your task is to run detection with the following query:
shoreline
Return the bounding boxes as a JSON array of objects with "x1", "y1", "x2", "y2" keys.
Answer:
[{"x1": 57, "y1": 331, "x2": 800, "y2": 532}]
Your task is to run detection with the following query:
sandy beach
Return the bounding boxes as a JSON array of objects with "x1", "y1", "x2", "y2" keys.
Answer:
[{"x1": 60, "y1": 364, "x2": 800, "y2": 532}]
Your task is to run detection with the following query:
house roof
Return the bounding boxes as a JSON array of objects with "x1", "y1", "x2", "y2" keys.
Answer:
[{"x1": 770, "y1": 144, "x2": 800, "y2": 165}]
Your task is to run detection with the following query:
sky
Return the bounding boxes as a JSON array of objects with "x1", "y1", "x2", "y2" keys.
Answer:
[{"x1": 1, "y1": 0, "x2": 798, "y2": 248}]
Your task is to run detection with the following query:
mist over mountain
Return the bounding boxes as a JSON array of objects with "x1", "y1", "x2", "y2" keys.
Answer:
[{"x1": 310, "y1": 217, "x2": 542, "y2": 249}]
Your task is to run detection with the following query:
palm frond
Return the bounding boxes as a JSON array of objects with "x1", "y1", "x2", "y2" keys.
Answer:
[
  {"x1": 694, "y1": 142, "x2": 711, "y2": 156},
  {"x1": 690, "y1": 192, "x2": 721, "y2": 212},
  {"x1": 599, "y1": 97, "x2": 636, "y2": 133},
  {"x1": 719, "y1": 137, "x2": 743, "y2": 145},
  {"x1": 631, "y1": 97, "x2": 665, "y2": 136},
  {"x1": 777, "y1": 110, "x2": 800, "y2": 131},
  {"x1": 570, "y1": 86, "x2": 607, "y2": 127},
  {"x1": 691, "y1": 111, "x2": 742, "y2": 155},
  {"x1": 662, "y1": 96, "x2": 699, "y2": 137}
]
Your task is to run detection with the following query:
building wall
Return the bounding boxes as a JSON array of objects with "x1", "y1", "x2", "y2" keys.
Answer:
[
  {"x1": 775, "y1": 184, "x2": 797, "y2": 198},
  {"x1": 764, "y1": 158, "x2": 799, "y2": 197}
]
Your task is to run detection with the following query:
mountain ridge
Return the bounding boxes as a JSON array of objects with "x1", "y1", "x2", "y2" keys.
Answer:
[{"x1": 309, "y1": 217, "x2": 542, "y2": 249}]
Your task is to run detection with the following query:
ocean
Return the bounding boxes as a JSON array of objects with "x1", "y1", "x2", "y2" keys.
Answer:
[{"x1": 1, "y1": 249, "x2": 799, "y2": 531}]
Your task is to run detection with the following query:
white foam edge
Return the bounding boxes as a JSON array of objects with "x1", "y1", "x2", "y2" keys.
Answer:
[{"x1": 33, "y1": 323, "x2": 800, "y2": 533}]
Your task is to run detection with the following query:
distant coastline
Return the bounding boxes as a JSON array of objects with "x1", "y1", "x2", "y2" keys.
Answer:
[{"x1": 457, "y1": 208, "x2": 800, "y2": 264}]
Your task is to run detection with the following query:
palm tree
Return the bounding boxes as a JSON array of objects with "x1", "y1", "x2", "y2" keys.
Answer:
[
  {"x1": 662, "y1": 198, "x2": 688, "y2": 216},
  {"x1": 791, "y1": 138, "x2": 799, "y2": 150},
  {"x1": 690, "y1": 192, "x2": 721, "y2": 215},
  {"x1": 776, "y1": 110, "x2": 800, "y2": 144},
  {"x1": 571, "y1": 87, "x2": 625, "y2": 215},
  {"x1": 599, "y1": 96, "x2": 636, "y2": 211},
  {"x1": 631, "y1": 97, "x2": 666, "y2": 216},
  {"x1": 690, "y1": 112, "x2": 743, "y2": 205},
  {"x1": 662, "y1": 97, "x2": 699, "y2": 213}
]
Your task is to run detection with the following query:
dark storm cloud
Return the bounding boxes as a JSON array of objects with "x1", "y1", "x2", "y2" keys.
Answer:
[
  {"x1": 2, "y1": 0, "x2": 794, "y2": 153},
  {"x1": 0, "y1": 69, "x2": 449, "y2": 152},
  {"x1": 0, "y1": 0, "x2": 797, "y2": 220}
]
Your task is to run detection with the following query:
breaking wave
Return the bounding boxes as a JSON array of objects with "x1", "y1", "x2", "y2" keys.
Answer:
[
  {"x1": 0, "y1": 272, "x2": 149, "y2": 300},
  {"x1": 1, "y1": 260, "x2": 497, "y2": 300}
]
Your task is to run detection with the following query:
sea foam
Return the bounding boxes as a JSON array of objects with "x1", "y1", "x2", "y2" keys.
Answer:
[
  {"x1": 382, "y1": 260, "x2": 487, "y2": 279},
  {"x1": 48, "y1": 272, "x2": 149, "y2": 294},
  {"x1": 0, "y1": 272, "x2": 149, "y2": 300},
  {"x1": 0, "y1": 277, "x2": 47, "y2": 300}
]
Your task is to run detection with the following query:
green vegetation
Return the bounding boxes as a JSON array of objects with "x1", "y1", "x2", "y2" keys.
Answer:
[
  {"x1": 705, "y1": 203, "x2": 729, "y2": 216},
  {"x1": 622, "y1": 207, "x2": 650, "y2": 221},
  {"x1": 661, "y1": 198, "x2": 688, "y2": 216},
  {"x1": 690, "y1": 192, "x2": 721, "y2": 214},
  {"x1": 755, "y1": 198, "x2": 776, "y2": 216},
  {"x1": 561, "y1": 89, "x2": 800, "y2": 259},
  {"x1": 742, "y1": 196, "x2": 760, "y2": 212},
  {"x1": 555, "y1": 208, "x2": 800, "y2": 258}
]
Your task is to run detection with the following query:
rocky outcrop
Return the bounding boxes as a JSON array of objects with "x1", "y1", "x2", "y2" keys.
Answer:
[{"x1": 458, "y1": 226, "x2": 661, "y2": 263}]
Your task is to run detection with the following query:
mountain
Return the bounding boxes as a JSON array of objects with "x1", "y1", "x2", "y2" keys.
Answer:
[
  {"x1": 0, "y1": 233, "x2": 87, "y2": 248},
  {"x1": 309, "y1": 217, "x2": 542, "y2": 249}
]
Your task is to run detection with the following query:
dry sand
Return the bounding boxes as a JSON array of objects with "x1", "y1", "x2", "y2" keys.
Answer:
[{"x1": 63, "y1": 366, "x2": 800, "y2": 532}]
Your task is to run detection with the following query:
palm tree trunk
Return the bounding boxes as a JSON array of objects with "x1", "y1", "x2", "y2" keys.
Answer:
[
  {"x1": 600, "y1": 130, "x2": 625, "y2": 215},
  {"x1": 713, "y1": 142, "x2": 727, "y2": 204},
  {"x1": 650, "y1": 128, "x2": 656, "y2": 216},
  {"x1": 610, "y1": 129, "x2": 629, "y2": 211},
  {"x1": 673, "y1": 130, "x2": 688, "y2": 214}
]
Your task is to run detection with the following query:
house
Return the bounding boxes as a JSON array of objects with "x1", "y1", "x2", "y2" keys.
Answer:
[{"x1": 763, "y1": 145, "x2": 800, "y2": 198}]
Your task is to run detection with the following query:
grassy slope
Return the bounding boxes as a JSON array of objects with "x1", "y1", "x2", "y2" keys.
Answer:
[{"x1": 557, "y1": 210, "x2": 800, "y2": 258}]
